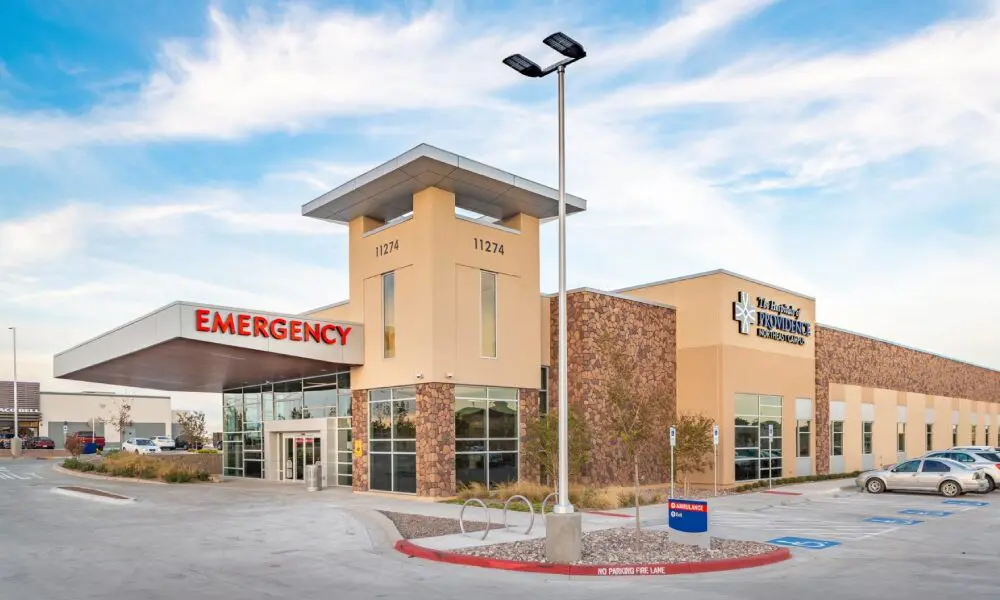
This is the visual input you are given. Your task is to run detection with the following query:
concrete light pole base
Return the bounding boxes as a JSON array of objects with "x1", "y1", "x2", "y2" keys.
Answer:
[
  {"x1": 9, "y1": 437, "x2": 22, "y2": 458},
  {"x1": 545, "y1": 512, "x2": 582, "y2": 563}
]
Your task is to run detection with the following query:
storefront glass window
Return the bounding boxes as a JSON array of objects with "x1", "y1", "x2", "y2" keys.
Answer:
[
  {"x1": 368, "y1": 386, "x2": 417, "y2": 493},
  {"x1": 455, "y1": 386, "x2": 519, "y2": 489},
  {"x1": 734, "y1": 393, "x2": 782, "y2": 482},
  {"x1": 831, "y1": 421, "x2": 844, "y2": 456},
  {"x1": 222, "y1": 371, "x2": 351, "y2": 483},
  {"x1": 383, "y1": 272, "x2": 396, "y2": 358},
  {"x1": 796, "y1": 420, "x2": 810, "y2": 458},
  {"x1": 481, "y1": 271, "x2": 497, "y2": 358}
]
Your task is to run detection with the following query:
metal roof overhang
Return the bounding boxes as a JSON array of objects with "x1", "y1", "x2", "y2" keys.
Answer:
[
  {"x1": 301, "y1": 143, "x2": 588, "y2": 225},
  {"x1": 53, "y1": 302, "x2": 364, "y2": 393}
]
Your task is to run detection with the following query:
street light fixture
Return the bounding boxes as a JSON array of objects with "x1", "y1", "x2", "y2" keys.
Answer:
[
  {"x1": 503, "y1": 31, "x2": 587, "y2": 561},
  {"x1": 8, "y1": 327, "x2": 19, "y2": 455}
]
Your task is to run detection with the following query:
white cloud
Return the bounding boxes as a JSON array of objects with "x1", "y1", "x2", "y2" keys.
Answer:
[{"x1": 0, "y1": 204, "x2": 87, "y2": 269}]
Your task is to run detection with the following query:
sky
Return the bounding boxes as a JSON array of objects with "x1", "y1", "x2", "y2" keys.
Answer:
[{"x1": 2, "y1": 0, "x2": 999, "y2": 431}]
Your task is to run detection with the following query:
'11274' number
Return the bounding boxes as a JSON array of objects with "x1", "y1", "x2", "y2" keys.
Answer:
[
  {"x1": 474, "y1": 238, "x2": 504, "y2": 254},
  {"x1": 376, "y1": 239, "x2": 399, "y2": 257}
]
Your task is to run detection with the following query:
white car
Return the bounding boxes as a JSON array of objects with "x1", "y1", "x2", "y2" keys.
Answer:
[
  {"x1": 122, "y1": 438, "x2": 162, "y2": 454},
  {"x1": 150, "y1": 435, "x2": 176, "y2": 450}
]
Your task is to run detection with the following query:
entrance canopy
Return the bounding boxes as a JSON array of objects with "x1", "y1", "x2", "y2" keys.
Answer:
[{"x1": 54, "y1": 302, "x2": 364, "y2": 393}]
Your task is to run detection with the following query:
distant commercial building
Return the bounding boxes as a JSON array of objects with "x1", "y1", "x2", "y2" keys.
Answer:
[
  {"x1": 51, "y1": 144, "x2": 1000, "y2": 495},
  {"x1": 1, "y1": 382, "x2": 171, "y2": 448}
]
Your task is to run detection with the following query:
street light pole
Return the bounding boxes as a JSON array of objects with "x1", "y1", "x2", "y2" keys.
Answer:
[
  {"x1": 554, "y1": 63, "x2": 571, "y2": 514},
  {"x1": 9, "y1": 327, "x2": 17, "y2": 437},
  {"x1": 503, "y1": 31, "x2": 587, "y2": 561}
]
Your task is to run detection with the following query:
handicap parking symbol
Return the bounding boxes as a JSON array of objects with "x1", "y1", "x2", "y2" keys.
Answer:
[
  {"x1": 864, "y1": 517, "x2": 923, "y2": 525},
  {"x1": 941, "y1": 499, "x2": 989, "y2": 507},
  {"x1": 899, "y1": 509, "x2": 952, "y2": 517},
  {"x1": 767, "y1": 536, "x2": 840, "y2": 550}
]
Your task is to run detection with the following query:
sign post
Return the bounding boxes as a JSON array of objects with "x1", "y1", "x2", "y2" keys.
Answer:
[
  {"x1": 767, "y1": 423, "x2": 774, "y2": 489},
  {"x1": 668, "y1": 498, "x2": 710, "y2": 549},
  {"x1": 712, "y1": 423, "x2": 719, "y2": 497},
  {"x1": 669, "y1": 426, "x2": 677, "y2": 500}
]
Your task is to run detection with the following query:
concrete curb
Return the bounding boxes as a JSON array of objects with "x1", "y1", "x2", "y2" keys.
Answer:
[
  {"x1": 394, "y1": 539, "x2": 791, "y2": 576},
  {"x1": 52, "y1": 463, "x2": 168, "y2": 485},
  {"x1": 50, "y1": 486, "x2": 137, "y2": 505}
]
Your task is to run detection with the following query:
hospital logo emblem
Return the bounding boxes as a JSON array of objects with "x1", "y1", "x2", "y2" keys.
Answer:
[{"x1": 733, "y1": 291, "x2": 756, "y2": 335}]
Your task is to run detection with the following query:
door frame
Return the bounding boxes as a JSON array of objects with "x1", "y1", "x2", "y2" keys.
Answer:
[{"x1": 277, "y1": 432, "x2": 322, "y2": 483}]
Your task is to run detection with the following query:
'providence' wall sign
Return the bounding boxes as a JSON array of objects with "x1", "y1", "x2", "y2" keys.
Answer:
[{"x1": 733, "y1": 291, "x2": 811, "y2": 346}]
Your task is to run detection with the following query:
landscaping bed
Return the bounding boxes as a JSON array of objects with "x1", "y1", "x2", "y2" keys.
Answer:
[
  {"x1": 454, "y1": 528, "x2": 779, "y2": 565},
  {"x1": 62, "y1": 454, "x2": 211, "y2": 483},
  {"x1": 378, "y1": 510, "x2": 504, "y2": 539}
]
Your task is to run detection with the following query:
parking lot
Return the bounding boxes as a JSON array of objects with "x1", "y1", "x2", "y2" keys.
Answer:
[{"x1": 0, "y1": 461, "x2": 997, "y2": 600}]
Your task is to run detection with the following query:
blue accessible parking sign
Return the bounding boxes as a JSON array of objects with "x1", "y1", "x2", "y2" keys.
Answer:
[{"x1": 768, "y1": 537, "x2": 840, "y2": 550}]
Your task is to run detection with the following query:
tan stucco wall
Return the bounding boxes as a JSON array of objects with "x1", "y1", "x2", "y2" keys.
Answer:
[
  {"x1": 347, "y1": 186, "x2": 541, "y2": 391},
  {"x1": 303, "y1": 301, "x2": 351, "y2": 322}
]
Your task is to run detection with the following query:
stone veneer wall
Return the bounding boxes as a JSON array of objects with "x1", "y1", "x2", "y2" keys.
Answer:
[
  {"x1": 415, "y1": 382, "x2": 456, "y2": 497},
  {"x1": 518, "y1": 388, "x2": 540, "y2": 484},
  {"x1": 351, "y1": 389, "x2": 368, "y2": 492},
  {"x1": 550, "y1": 290, "x2": 677, "y2": 487},
  {"x1": 815, "y1": 325, "x2": 1000, "y2": 474}
]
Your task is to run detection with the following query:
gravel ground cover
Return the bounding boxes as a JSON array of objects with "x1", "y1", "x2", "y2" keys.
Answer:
[
  {"x1": 454, "y1": 528, "x2": 778, "y2": 565},
  {"x1": 378, "y1": 510, "x2": 505, "y2": 539}
]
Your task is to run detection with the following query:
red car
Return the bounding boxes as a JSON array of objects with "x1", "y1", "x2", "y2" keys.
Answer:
[{"x1": 26, "y1": 436, "x2": 55, "y2": 449}]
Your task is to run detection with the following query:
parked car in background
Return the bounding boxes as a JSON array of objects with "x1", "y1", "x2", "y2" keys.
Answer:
[
  {"x1": 122, "y1": 438, "x2": 161, "y2": 454},
  {"x1": 150, "y1": 436, "x2": 176, "y2": 450},
  {"x1": 25, "y1": 436, "x2": 55, "y2": 449},
  {"x1": 174, "y1": 436, "x2": 203, "y2": 451},
  {"x1": 67, "y1": 431, "x2": 105, "y2": 451},
  {"x1": 857, "y1": 457, "x2": 989, "y2": 497},
  {"x1": 922, "y1": 450, "x2": 1000, "y2": 492},
  {"x1": 0, "y1": 433, "x2": 14, "y2": 449}
]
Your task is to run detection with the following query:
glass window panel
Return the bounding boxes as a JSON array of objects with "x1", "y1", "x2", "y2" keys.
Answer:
[
  {"x1": 337, "y1": 462, "x2": 353, "y2": 475},
  {"x1": 223, "y1": 406, "x2": 240, "y2": 432},
  {"x1": 337, "y1": 372, "x2": 350, "y2": 390},
  {"x1": 456, "y1": 454, "x2": 487, "y2": 488},
  {"x1": 487, "y1": 387, "x2": 518, "y2": 400},
  {"x1": 455, "y1": 399, "x2": 486, "y2": 438},
  {"x1": 243, "y1": 460, "x2": 263, "y2": 479},
  {"x1": 338, "y1": 431, "x2": 352, "y2": 451},
  {"x1": 734, "y1": 426, "x2": 759, "y2": 448},
  {"x1": 759, "y1": 395, "x2": 782, "y2": 407},
  {"x1": 456, "y1": 439, "x2": 486, "y2": 453},
  {"x1": 759, "y1": 404, "x2": 782, "y2": 417},
  {"x1": 304, "y1": 388, "x2": 337, "y2": 408},
  {"x1": 540, "y1": 367, "x2": 548, "y2": 391},
  {"x1": 390, "y1": 386, "x2": 416, "y2": 399},
  {"x1": 734, "y1": 394, "x2": 758, "y2": 416},
  {"x1": 454, "y1": 385, "x2": 488, "y2": 399},
  {"x1": 338, "y1": 475, "x2": 353, "y2": 486},
  {"x1": 489, "y1": 439, "x2": 517, "y2": 452},
  {"x1": 383, "y1": 271, "x2": 395, "y2": 358},
  {"x1": 370, "y1": 440, "x2": 391, "y2": 453},
  {"x1": 487, "y1": 452, "x2": 517, "y2": 487},
  {"x1": 394, "y1": 454, "x2": 416, "y2": 493},
  {"x1": 303, "y1": 375, "x2": 340, "y2": 389},
  {"x1": 224, "y1": 433, "x2": 242, "y2": 442},
  {"x1": 734, "y1": 415, "x2": 759, "y2": 427},
  {"x1": 243, "y1": 386, "x2": 261, "y2": 395},
  {"x1": 394, "y1": 440, "x2": 416, "y2": 453},
  {"x1": 481, "y1": 270, "x2": 497, "y2": 358},
  {"x1": 370, "y1": 402, "x2": 392, "y2": 439},
  {"x1": 244, "y1": 432, "x2": 262, "y2": 450},
  {"x1": 539, "y1": 391, "x2": 548, "y2": 415},
  {"x1": 735, "y1": 459, "x2": 758, "y2": 481},
  {"x1": 273, "y1": 380, "x2": 302, "y2": 394},
  {"x1": 488, "y1": 401, "x2": 518, "y2": 438},
  {"x1": 245, "y1": 403, "x2": 260, "y2": 424},
  {"x1": 370, "y1": 454, "x2": 392, "y2": 491},
  {"x1": 338, "y1": 393, "x2": 352, "y2": 418},
  {"x1": 261, "y1": 392, "x2": 273, "y2": 421},
  {"x1": 224, "y1": 392, "x2": 241, "y2": 408},
  {"x1": 393, "y1": 400, "x2": 416, "y2": 439},
  {"x1": 369, "y1": 389, "x2": 392, "y2": 402},
  {"x1": 338, "y1": 417, "x2": 351, "y2": 429}
]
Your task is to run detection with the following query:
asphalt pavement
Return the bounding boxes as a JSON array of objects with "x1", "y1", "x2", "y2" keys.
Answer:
[{"x1": 0, "y1": 460, "x2": 996, "y2": 600}]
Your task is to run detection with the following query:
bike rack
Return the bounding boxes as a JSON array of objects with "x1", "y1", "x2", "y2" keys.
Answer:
[
  {"x1": 502, "y1": 494, "x2": 535, "y2": 535},
  {"x1": 459, "y1": 498, "x2": 491, "y2": 540},
  {"x1": 540, "y1": 492, "x2": 557, "y2": 520}
]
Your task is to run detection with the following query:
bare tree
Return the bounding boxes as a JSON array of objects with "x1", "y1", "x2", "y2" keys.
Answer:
[
  {"x1": 596, "y1": 332, "x2": 671, "y2": 535},
  {"x1": 108, "y1": 398, "x2": 134, "y2": 443},
  {"x1": 176, "y1": 411, "x2": 208, "y2": 449},
  {"x1": 522, "y1": 408, "x2": 592, "y2": 487},
  {"x1": 64, "y1": 435, "x2": 83, "y2": 458},
  {"x1": 673, "y1": 413, "x2": 715, "y2": 495}
]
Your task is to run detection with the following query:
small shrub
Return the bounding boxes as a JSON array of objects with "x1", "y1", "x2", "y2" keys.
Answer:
[
  {"x1": 94, "y1": 463, "x2": 108, "y2": 473},
  {"x1": 164, "y1": 470, "x2": 192, "y2": 483},
  {"x1": 103, "y1": 449, "x2": 120, "y2": 458},
  {"x1": 64, "y1": 436, "x2": 83, "y2": 458},
  {"x1": 138, "y1": 465, "x2": 159, "y2": 479},
  {"x1": 196, "y1": 471, "x2": 210, "y2": 481},
  {"x1": 62, "y1": 458, "x2": 82, "y2": 470},
  {"x1": 80, "y1": 462, "x2": 96, "y2": 472}
]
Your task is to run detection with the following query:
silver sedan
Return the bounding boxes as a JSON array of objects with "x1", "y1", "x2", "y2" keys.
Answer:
[{"x1": 856, "y1": 457, "x2": 989, "y2": 497}]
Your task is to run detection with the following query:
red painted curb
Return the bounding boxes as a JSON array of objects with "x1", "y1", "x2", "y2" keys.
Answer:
[
  {"x1": 762, "y1": 490, "x2": 802, "y2": 496},
  {"x1": 394, "y1": 539, "x2": 791, "y2": 576}
]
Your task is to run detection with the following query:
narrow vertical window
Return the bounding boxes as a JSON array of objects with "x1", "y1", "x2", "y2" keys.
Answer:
[
  {"x1": 796, "y1": 419, "x2": 810, "y2": 457},
  {"x1": 383, "y1": 271, "x2": 395, "y2": 358},
  {"x1": 952, "y1": 424, "x2": 958, "y2": 447},
  {"x1": 971, "y1": 424, "x2": 976, "y2": 444},
  {"x1": 862, "y1": 421, "x2": 873, "y2": 455},
  {"x1": 481, "y1": 270, "x2": 497, "y2": 358},
  {"x1": 897, "y1": 422, "x2": 905, "y2": 453},
  {"x1": 830, "y1": 421, "x2": 844, "y2": 456},
  {"x1": 926, "y1": 423, "x2": 933, "y2": 451}
]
